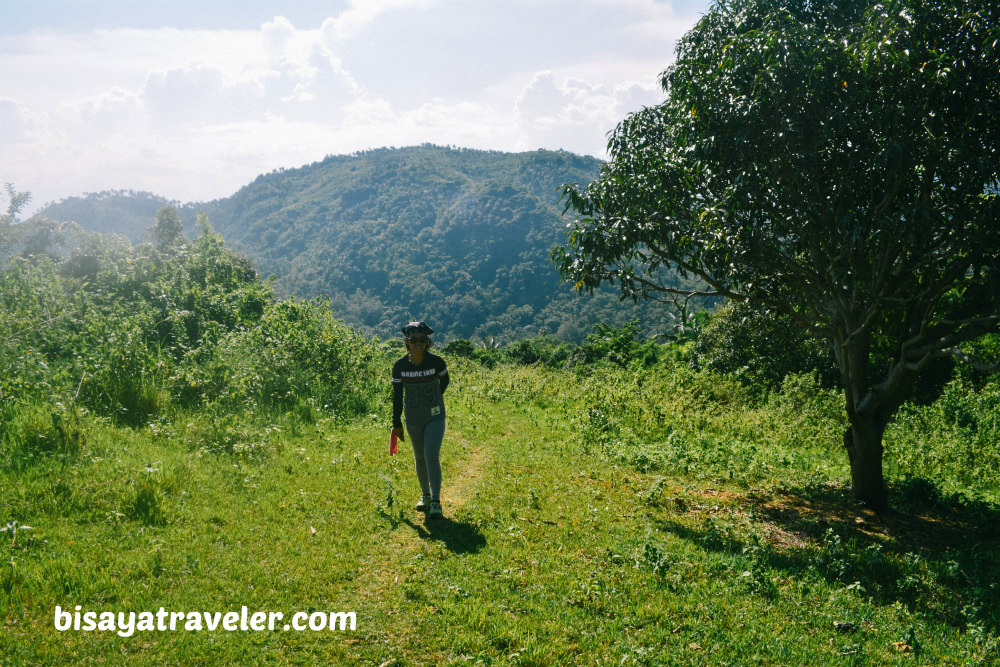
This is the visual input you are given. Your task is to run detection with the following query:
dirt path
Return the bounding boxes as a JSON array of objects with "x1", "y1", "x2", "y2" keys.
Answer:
[
  {"x1": 356, "y1": 425, "x2": 492, "y2": 602},
  {"x1": 440, "y1": 429, "x2": 490, "y2": 510}
]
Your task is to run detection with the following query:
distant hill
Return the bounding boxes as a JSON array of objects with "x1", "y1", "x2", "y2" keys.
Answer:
[
  {"x1": 36, "y1": 190, "x2": 180, "y2": 242},
  {"x1": 36, "y1": 145, "x2": 704, "y2": 342}
]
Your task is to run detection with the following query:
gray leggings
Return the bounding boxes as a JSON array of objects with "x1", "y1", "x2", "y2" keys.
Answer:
[{"x1": 407, "y1": 417, "x2": 445, "y2": 502}]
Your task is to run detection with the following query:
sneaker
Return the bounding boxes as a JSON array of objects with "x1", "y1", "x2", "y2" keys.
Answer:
[
  {"x1": 416, "y1": 496, "x2": 431, "y2": 512},
  {"x1": 428, "y1": 501, "x2": 443, "y2": 518}
]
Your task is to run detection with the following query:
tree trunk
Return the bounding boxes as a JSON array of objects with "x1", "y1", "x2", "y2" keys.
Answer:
[{"x1": 843, "y1": 415, "x2": 888, "y2": 511}]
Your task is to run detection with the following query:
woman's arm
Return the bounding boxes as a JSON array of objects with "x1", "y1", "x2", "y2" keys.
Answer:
[
  {"x1": 437, "y1": 357, "x2": 450, "y2": 394},
  {"x1": 392, "y1": 361, "x2": 404, "y2": 428}
]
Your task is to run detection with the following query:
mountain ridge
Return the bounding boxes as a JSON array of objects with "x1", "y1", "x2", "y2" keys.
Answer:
[{"x1": 36, "y1": 145, "x2": 695, "y2": 341}]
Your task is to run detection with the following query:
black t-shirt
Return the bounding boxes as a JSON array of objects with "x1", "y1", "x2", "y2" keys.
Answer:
[{"x1": 392, "y1": 352, "x2": 449, "y2": 428}]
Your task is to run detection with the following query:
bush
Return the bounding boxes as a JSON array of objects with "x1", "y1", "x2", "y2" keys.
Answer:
[
  {"x1": 693, "y1": 303, "x2": 838, "y2": 391},
  {"x1": 573, "y1": 321, "x2": 660, "y2": 368},
  {"x1": 441, "y1": 338, "x2": 501, "y2": 368},
  {"x1": 442, "y1": 339, "x2": 476, "y2": 358},
  {"x1": 0, "y1": 401, "x2": 83, "y2": 469},
  {"x1": 76, "y1": 308, "x2": 172, "y2": 427},
  {"x1": 445, "y1": 324, "x2": 661, "y2": 371},
  {"x1": 2, "y1": 210, "x2": 384, "y2": 427},
  {"x1": 887, "y1": 378, "x2": 1000, "y2": 501},
  {"x1": 210, "y1": 297, "x2": 382, "y2": 416},
  {"x1": 502, "y1": 336, "x2": 573, "y2": 368}
]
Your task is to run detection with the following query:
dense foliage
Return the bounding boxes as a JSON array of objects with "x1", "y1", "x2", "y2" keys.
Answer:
[
  {"x1": 36, "y1": 146, "x2": 712, "y2": 343},
  {"x1": 1, "y1": 210, "x2": 382, "y2": 467},
  {"x1": 692, "y1": 303, "x2": 838, "y2": 391},
  {"x1": 556, "y1": 0, "x2": 1000, "y2": 508}
]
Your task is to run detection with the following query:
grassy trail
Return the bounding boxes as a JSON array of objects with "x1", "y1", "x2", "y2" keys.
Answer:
[{"x1": 351, "y1": 428, "x2": 492, "y2": 660}]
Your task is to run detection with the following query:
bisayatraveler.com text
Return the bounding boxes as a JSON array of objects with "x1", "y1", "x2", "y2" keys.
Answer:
[{"x1": 55, "y1": 605, "x2": 356, "y2": 637}]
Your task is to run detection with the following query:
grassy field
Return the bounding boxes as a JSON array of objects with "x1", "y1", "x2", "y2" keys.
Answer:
[{"x1": 2, "y1": 357, "x2": 998, "y2": 666}]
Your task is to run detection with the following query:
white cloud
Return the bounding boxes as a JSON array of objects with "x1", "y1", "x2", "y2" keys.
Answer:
[
  {"x1": 261, "y1": 16, "x2": 296, "y2": 65},
  {"x1": 323, "y1": 0, "x2": 435, "y2": 41},
  {"x1": 143, "y1": 64, "x2": 225, "y2": 123},
  {"x1": 0, "y1": 97, "x2": 46, "y2": 145},
  {"x1": 513, "y1": 70, "x2": 662, "y2": 154},
  {"x1": 340, "y1": 96, "x2": 515, "y2": 151},
  {"x1": 2, "y1": 1, "x2": 707, "y2": 213},
  {"x1": 593, "y1": 0, "x2": 703, "y2": 41}
]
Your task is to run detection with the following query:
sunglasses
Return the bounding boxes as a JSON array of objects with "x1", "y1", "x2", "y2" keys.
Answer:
[{"x1": 408, "y1": 337, "x2": 428, "y2": 345}]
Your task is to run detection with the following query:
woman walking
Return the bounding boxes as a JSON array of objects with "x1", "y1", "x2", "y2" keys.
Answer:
[{"x1": 391, "y1": 321, "x2": 449, "y2": 518}]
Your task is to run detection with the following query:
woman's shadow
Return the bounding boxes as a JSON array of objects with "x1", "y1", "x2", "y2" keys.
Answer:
[
  {"x1": 378, "y1": 507, "x2": 487, "y2": 554},
  {"x1": 409, "y1": 515, "x2": 487, "y2": 554}
]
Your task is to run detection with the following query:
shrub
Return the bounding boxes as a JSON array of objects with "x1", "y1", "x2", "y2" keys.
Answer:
[
  {"x1": 0, "y1": 402, "x2": 83, "y2": 469},
  {"x1": 442, "y1": 338, "x2": 476, "y2": 358},
  {"x1": 886, "y1": 378, "x2": 1000, "y2": 501},
  {"x1": 502, "y1": 336, "x2": 573, "y2": 368},
  {"x1": 211, "y1": 297, "x2": 382, "y2": 416},
  {"x1": 693, "y1": 303, "x2": 838, "y2": 391},
  {"x1": 441, "y1": 338, "x2": 502, "y2": 368},
  {"x1": 76, "y1": 309, "x2": 172, "y2": 427},
  {"x1": 573, "y1": 321, "x2": 659, "y2": 367}
]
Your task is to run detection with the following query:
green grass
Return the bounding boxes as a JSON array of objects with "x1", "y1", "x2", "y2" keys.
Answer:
[{"x1": 2, "y1": 359, "x2": 999, "y2": 666}]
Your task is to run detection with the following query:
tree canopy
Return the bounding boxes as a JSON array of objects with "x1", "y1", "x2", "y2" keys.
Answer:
[
  {"x1": 1, "y1": 184, "x2": 32, "y2": 252},
  {"x1": 556, "y1": 0, "x2": 1000, "y2": 508}
]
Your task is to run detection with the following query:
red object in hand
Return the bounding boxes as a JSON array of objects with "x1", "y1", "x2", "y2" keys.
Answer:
[{"x1": 390, "y1": 429, "x2": 398, "y2": 456}]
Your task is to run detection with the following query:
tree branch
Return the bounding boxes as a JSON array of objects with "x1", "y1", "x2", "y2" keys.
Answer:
[{"x1": 946, "y1": 349, "x2": 1000, "y2": 373}]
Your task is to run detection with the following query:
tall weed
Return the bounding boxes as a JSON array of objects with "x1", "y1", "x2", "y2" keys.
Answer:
[
  {"x1": 886, "y1": 379, "x2": 1000, "y2": 501},
  {"x1": 0, "y1": 401, "x2": 83, "y2": 469},
  {"x1": 76, "y1": 310, "x2": 172, "y2": 427}
]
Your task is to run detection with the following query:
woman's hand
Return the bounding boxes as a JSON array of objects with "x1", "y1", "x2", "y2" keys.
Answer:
[{"x1": 391, "y1": 426, "x2": 405, "y2": 442}]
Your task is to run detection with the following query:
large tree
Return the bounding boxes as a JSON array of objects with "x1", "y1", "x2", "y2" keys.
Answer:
[{"x1": 555, "y1": 0, "x2": 1000, "y2": 509}]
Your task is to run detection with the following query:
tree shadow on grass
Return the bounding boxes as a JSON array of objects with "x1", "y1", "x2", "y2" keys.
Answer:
[
  {"x1": 754, "y1": 477, "x2": 1000, "y2": 554},
  {"x1": 654, "y1": 477, "x2": 1000, "y2": 631}
]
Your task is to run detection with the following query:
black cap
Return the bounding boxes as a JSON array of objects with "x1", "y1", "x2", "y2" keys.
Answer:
[{"x1": 401, "y1": 321, "x2": 433, "y2": 336}]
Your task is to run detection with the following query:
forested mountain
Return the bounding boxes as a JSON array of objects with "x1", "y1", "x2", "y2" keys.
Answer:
[
  {"x1": 36, "y1": 145, "x2": 705, "y2": 341},
  {"x1": 37, "y1": 190, "x2": 180, "y2": 241}
]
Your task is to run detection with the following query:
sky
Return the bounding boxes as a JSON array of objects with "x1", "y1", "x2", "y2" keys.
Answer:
[{"x1": 2, "y1": 0, "x2": 712, "y2": 215}]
